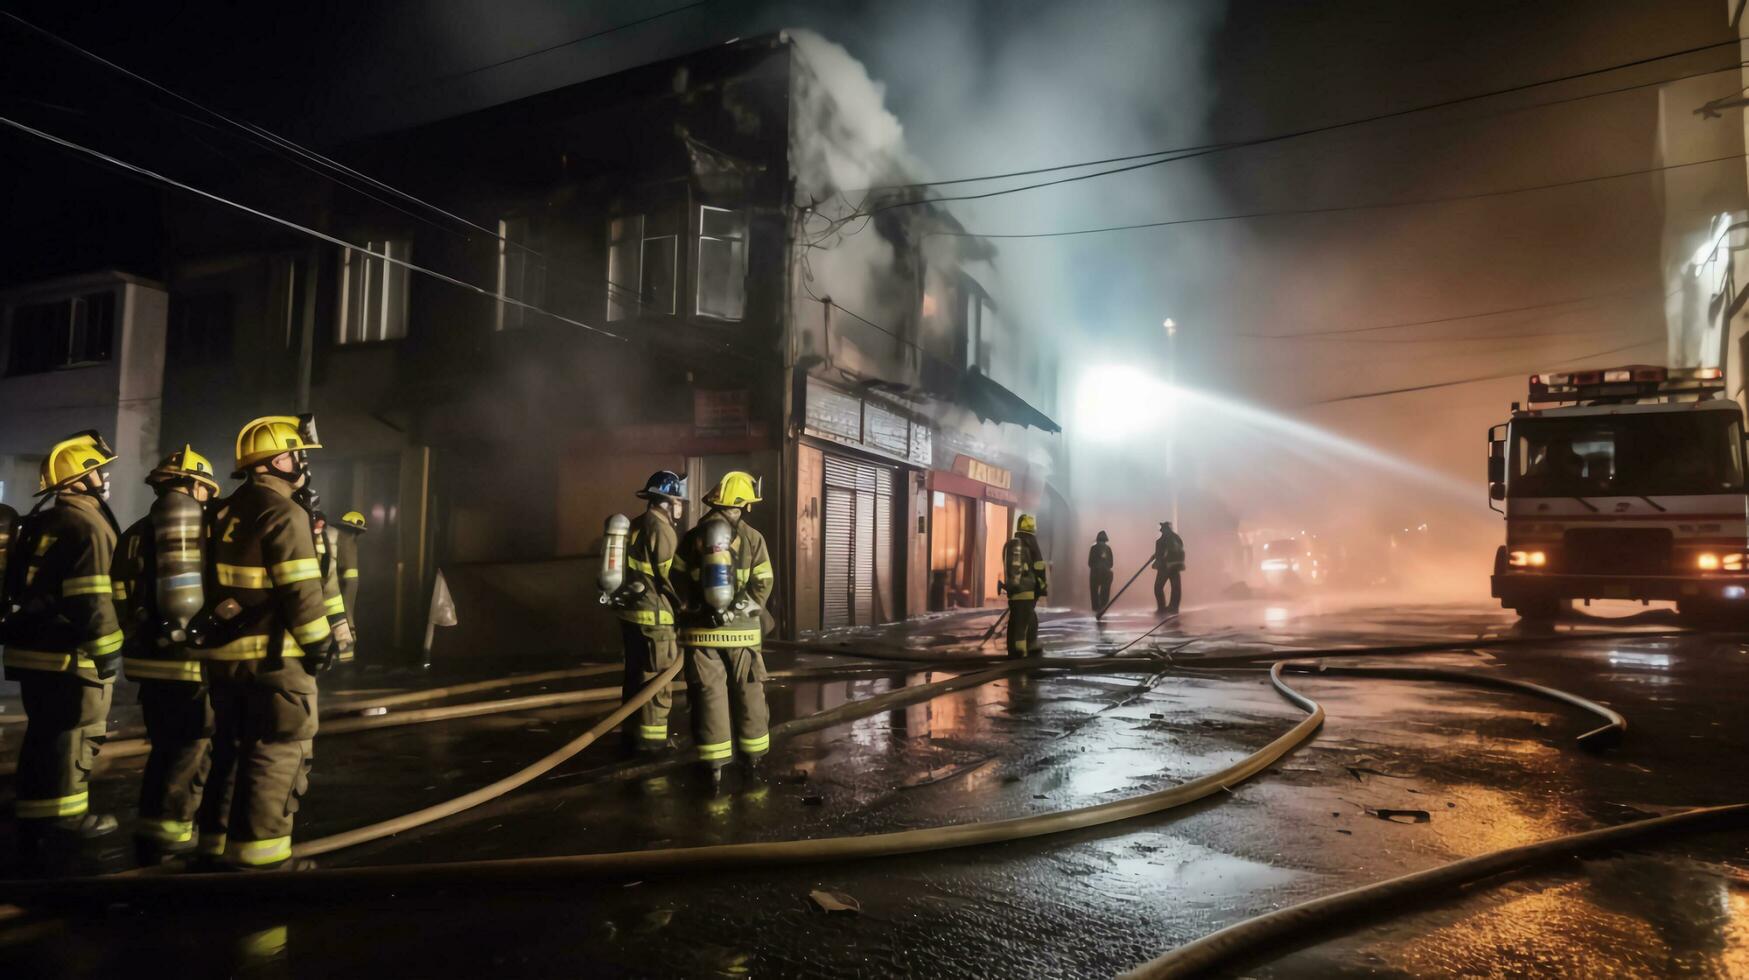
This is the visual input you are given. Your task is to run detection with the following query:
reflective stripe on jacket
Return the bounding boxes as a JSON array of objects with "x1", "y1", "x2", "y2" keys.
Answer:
[
  {"x1": 200, "y1": 475, "x2": 331, "y2": 661},
  {"x1": 619, "y1": 508, "x2": 678, "y2": 627},
  {"x1": 2, "y1": 493, "x2": 122, "y2": 678},
  {"x1": 672, "y1": 512, "x2": 774, "y2": 649}
]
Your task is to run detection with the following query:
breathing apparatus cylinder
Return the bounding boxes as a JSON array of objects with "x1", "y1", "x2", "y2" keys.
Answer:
[
  {"x1": 598, "y1": 513, "x2": 630, "y2": 601},
  {"x1": 0, "y1": 502, "x2": 18, "y2": 610},
  {"x1": 700, "y1": 518, "x2": 735, "y2": 612},
  {"x1": 1004, "y1": 537, "x2": 1034, "y2": 595},
  {"x1": 151, "y1": 491, "x2": 206, "y2": 641}
]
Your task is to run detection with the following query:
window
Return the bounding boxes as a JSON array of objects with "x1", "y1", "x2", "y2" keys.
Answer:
[
  {"x1": 495, "y1": 217, "x2": 546, "y2": 331},
  {"x1": 1510, "y1": 413, "x2": 1746, "y2": 497},
  {"x1": 6, "y1": 290, "x2": 116, "y2": 375},
  {"x1": 696, "y1": 206, "x2": 746, "y2": 320},
  {"x1": 337, "y1": 240, "x2": 410, "y2": 344},
  {"x1": 167, "y1": 292, "x2": 234, "y2": 364},
  {"x1": 606, "y1": 213, "x2": 677, "y2": 321}
]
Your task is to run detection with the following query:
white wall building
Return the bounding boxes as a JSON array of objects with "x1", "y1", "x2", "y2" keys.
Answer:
[{"x1": 0, "y1": 271, "x2": 167, "y2": 522}]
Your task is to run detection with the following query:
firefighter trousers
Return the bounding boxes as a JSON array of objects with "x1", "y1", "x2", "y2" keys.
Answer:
[
  {"x1": 1089, "y1": 571, "x2": 1113, "y2": 611},
  {"x1": 1007, "y1": 600, "x2": 1039, "y2": 659},
  {"x1": 620, "y1": 622, "x2": 679, "y2": 751},
  {"x1": 136, "y1": 678, "x2": 214, "y2": 848},
  {"x1": 683, "y1": 646, "x2": 769, "y2": 768},
  {"x1": 196, "y1": 658, "x2": 317, "y2": 867},
  {"x1": 1154, "y1": 569, "x2": 1181, "y2": 612},
  {"x1": 14, "y1": 667, "x2": 112, "y2": 822}
]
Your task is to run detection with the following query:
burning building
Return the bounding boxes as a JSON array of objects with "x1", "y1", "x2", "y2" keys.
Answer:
[{"x1": 107, "y1": 31, "x2": 1063, "y2": 659}]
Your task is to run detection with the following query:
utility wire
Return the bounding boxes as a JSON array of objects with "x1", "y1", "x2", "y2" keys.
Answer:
[
  {"x1": 1307, "y1": 338, "x2": 1662, "y2": 405},
  {"x1": 1237, "y1": 284, "x2": 1665, "y2": 340},
  {"x1": 851, "y1": 37, "x2": 1742, "y2": 200},
  {"x1": 418, "y1": 0, "x2": 723, "y2": 88},
  {"x1": 0, "y1": 10, "x2": 544, "y2": 261},
  {"x1": 857, "y1": 59, "x2": 1749, "y2": 196},
  {"x1": 930, "y1": 152, "x2": 1744, "y2": 241},
  {"x1": 0, "y1": 115, "x2": 624, "y2": 342}
]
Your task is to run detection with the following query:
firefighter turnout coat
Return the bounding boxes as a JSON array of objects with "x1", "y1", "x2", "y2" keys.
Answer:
[
  {"x1": 671, "y1": 511, "x2": 775, "y2": 765},
  {"x1": 2, "y1": 492, "x2": 123, "y2": 821}
]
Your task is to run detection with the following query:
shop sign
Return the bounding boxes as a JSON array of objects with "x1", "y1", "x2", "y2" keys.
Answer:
[
  {"x1": 694, "y1": 389, "x2": 749, "y2": 438},
  {"x1": 953, "y1": 454, "x2": 1013, "y2": 490}
]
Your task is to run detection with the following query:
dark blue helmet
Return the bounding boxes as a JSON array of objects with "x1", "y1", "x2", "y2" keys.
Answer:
[{"x1": 637, "y1": 470, "x2": 686, "y2": 501}]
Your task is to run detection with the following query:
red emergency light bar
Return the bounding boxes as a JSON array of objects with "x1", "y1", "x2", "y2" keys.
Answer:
[{"x1": 1528, "y1": 365, "x2": 1723, "y2": 404}]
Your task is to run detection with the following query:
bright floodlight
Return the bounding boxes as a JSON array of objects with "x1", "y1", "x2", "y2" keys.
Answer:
[
  {"x1": 1074, "y1": 365, "x2": 1175, "y2": 442},
  {"x1": 1163, "y1": 318, "x2": 1177, "y2": 336}
]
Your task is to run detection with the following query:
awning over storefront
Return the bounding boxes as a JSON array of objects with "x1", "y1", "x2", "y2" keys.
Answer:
[{"x1": 958, "y1": 368, "x2": 1060, "y2": 433}]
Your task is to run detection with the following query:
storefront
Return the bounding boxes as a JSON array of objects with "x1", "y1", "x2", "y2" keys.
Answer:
[
  {"x1": 926, "y1": 455, "x2": 1021, "y2": 611},
  {"x1": 794, "y1": 378, "x2": 934, "y2": 633}
]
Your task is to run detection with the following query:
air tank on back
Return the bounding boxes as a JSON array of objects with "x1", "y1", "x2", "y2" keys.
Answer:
[
  {"x1": 152, "y1": 491, "x2": 205, "y2": 640},
  {"x1": 1004, "y1": 536, "x2": 1030, "y2": 594},
  {"x1": 700, "y1": 518, "x2": 735, "y2": 611},
  {"x1": 598, "y1": 513, "x2": 631, "y2": 601}
]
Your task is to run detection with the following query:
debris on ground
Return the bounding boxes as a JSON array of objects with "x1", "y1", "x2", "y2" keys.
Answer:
[
  {"x1": 1366, "y1": 807, "x2": 1431, "y2": 824},
  {"x1": 809, "y1": 890, "x2": 861, "y2": 915}
]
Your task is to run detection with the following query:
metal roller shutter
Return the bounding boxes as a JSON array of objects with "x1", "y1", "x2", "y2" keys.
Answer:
[
  {"x1": 823, "y1": 486, "x2": 854, "y2": 628},
  {"x1": 821, "y1": 454, "x2": 899, "y2": 627}
]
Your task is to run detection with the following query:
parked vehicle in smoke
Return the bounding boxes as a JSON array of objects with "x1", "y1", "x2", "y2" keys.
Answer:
[
  {"x1": 1258, "y1": 536, "x2": 1325, "y2": 590},
  {"x1": 1488, "y1": 365, "x2": 1749, "y2": 621}
]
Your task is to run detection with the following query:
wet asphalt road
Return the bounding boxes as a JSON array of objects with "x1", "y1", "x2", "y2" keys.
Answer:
[{"x1": 1, "y1": 594, "x2": 1747, "y2": 978}]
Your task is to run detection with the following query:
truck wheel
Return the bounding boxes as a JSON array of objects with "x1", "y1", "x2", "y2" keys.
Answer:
[
  {"x1": 1678, "y1": 600, "x2": 1741, "y2": 628},
  {"x1": 1513, "y1": 598, "x2": 1564, "y2": 622}
]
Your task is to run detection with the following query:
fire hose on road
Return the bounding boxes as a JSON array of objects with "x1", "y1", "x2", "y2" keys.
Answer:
[{"x1": 0, "y1": 651, "x2": 1702, "y2": 911}]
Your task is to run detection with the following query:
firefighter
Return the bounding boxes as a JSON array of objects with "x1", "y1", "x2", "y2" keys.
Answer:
[
  {"x1": 192, "y1": 416, "x2": 349, "y2": 870},
  {"x1": 670, "y1": 471, "x2": 774, "y2": 789},
  {"x1": 333, "y1": 511, "x2": 366, "y2": 654},
  {"x1": 999, "y1": 513, "x2": 1048, "y2": 658},
  {"x1": 2, "y1": 431, "x2": 125, "y2": 862},
  {"x1": 612, "y1": 471, "x2": 686, "y2": 753},
  {"x1": 1088, "y1": 530, "x2": 1114, "y2": 612},
  {"x1": 114, "y1": 446, "x2": 222, "y2": 863},
  {"x1": 1153, "y1": 520, "x2": 1186, "y2": 614}
]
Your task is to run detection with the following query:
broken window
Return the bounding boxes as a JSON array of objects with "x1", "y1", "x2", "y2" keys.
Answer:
[
  {"x1": 5, "y1": 290, "x2": 116, "y2": 375},
  {"x1": 696, "y1": 205, "x2": 746, "y2": 320},
  {"x1": 607, "y1": 213, "x2": 677, "y2": 321},
  {"x1": 337, "y1": 239, "x2": 410, "y2": 344},
  {"x1": 495, "y1": 217, "x2": 545, "y2": 331}
]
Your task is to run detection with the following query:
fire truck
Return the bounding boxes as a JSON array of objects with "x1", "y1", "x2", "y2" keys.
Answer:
[{"x1": 1488, "y1": 365, "x2": 1749, "y2": 621}]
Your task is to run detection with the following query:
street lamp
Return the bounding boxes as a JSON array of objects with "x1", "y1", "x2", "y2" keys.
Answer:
[{"x1": 1163, "y1": 318, "x2": 1179, "y2": 525}]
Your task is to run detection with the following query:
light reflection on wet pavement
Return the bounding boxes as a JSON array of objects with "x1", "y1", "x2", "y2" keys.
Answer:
[{"x1": 1, "y1": 595, "x2": 1746, "y2": 977}]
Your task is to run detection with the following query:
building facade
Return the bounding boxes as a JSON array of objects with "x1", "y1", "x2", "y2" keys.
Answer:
[{"x1": 106, "y1": 33, "x2": 1061, "y2": 661}]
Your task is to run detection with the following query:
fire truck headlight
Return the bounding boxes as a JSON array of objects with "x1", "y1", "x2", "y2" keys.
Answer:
[
  {"x1": 1726, "y1": 586, "x2": 1747, "y2": 600},
  {"x1": 1508, "y1": 550, "x2": 1546, "y2": 568},
  {"x1": 1698, "y1": 553, "x2": 1721, "y2": 571},
  {"x1": 1725, "y1": 554, "x2": 1745, "y2": 572}
]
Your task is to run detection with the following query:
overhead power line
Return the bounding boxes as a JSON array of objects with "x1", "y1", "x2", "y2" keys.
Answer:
[
  {"x1": 930, "y1": 152, "x2": 1743, "y2": 241},
  {"x1": 419, "y1": 0, "x2": 724, "y2": 88},
  {"x1": 857, "y1": 37, "x2": 1743, "y2": 211},
  {"x1": 1237, "y1": 283, "x2": 1666, "y2": 340},
  {"x1": 1307, "y1": 338, "x2": 1663, "y2": 405},
  {"x1": 0, "y1": 115, "x2": 622, "y2": 342},
  {"x1": 0, "y1": 10, "x2": 543, "y2": 261},
  {"x1": 859, "y1": 58, "x2": 1749, "y2": 196}
]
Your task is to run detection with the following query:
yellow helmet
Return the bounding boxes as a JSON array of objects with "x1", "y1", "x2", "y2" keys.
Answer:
[
  {"x1": 338, "y1": 510, "x2": 368, "y2": 533},
  {"x1": 704, "y1": 471, "x2": 762, "y2": 509},
  {"x1": 1017, "y1": 513, "x2": 1037, "y2": 534},
  {"x1": 147, "y1": 445, "x2": 221, "y2": 493},
  {"x1": 234, "y1": 415, "x2": 321, "y2": 474},
  {"x1": 37, "y1": 430, "x2": 117, "y2": 495}
]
